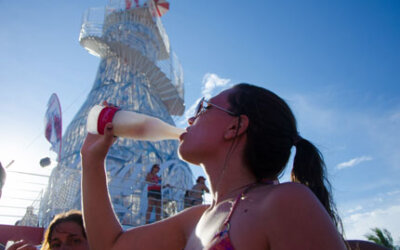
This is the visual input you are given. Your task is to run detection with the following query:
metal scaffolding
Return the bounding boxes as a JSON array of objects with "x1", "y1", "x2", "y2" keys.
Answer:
[{"x1": 39, "y1": 0, "x2": 193, "y2": 228}]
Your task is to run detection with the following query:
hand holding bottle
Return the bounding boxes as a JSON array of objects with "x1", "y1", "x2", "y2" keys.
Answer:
[{"x1": 81, "y1": 122, "x2": 116, "y2": 165}]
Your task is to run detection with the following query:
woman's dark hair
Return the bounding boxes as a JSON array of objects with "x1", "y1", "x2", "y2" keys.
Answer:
[
  {"x1": 196, "y1": 176, "x2": 206, "y2": 183},
  {"x1": 41, "y1": 210, "x2": 86, "y2": 250},
  {"x1": 227, "y1": 83, "x2": 342, "y2": 232},
  {"x1": 150, "y1": 164, "x2": 160, "y2": 173}
]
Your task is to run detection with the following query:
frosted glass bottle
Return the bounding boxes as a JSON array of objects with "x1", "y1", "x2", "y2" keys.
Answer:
[{"x1": 87, "y1": 105, "x2": 184, "y2": 141}]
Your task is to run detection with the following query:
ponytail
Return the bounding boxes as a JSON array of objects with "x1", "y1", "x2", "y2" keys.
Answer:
[
  {"x1": 227, "y1": 83, "x2": 343, "y2": 233},
  {"x1": 291, "y1": 137, "x2": 343, "y2": 232}
]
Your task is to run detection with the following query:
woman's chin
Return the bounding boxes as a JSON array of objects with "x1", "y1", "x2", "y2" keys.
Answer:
[{"x1": 178, "y1": 148, "x2": 200, "y2": 166}]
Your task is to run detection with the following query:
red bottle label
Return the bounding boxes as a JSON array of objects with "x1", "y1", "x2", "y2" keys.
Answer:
[{"x1": 97, "y1": 106, "x2": 120, "y2": 134}]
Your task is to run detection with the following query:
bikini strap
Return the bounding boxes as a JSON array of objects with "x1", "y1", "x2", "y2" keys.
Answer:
[{"x1": 221, "y1": 190, "x2": 244, "y2": 227}]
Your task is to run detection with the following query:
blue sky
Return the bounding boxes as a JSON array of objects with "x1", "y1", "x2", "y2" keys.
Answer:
[{"x1": 0, "y1": 0, "x2": 399, "y2": 242}]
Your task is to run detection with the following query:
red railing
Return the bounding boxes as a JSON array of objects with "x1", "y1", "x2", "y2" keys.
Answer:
[{"x1": 0, "y1": 224, "x2": 44, "y2": 246}]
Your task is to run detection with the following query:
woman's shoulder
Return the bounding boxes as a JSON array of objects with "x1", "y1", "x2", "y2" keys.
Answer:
[
  {"x1": 271, "y1": 181, "x2": 310, "y2": 191},
  {"x1": 254, "y1": 182, "x2": 345, "y2": 249},
  {"x1": 265, "y1": 182, "x2": 316, "y2": 201},
  {"x1": 182, "y1": 204, "x2": 209, "y2": 213},
  {"x1": 176, "y1": 204, "x2": 209, "y2": 234},
  {"x1": 177, "y1": 204, "x2": 209, "y2": 223},
  {"x1": 256, "y1": 182, "x2": 325, "y2": 218}
]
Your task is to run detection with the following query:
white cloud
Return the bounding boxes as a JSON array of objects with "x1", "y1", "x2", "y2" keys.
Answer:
[
  {"x1": 201, "y1": 73, "x2": 231, "y2": 98},
  {"x1": 346, "y1": 205, "x2": 363, "y2": 214},
  {"x1": 175, "y1": 73, "x2": 232, "y2": 127},
  {"x1": 343, "y1": 205, "x2": 400, "y2": 242},
  {"x1": 336, "y1": 156, "x2": 373, "y2": 170}
]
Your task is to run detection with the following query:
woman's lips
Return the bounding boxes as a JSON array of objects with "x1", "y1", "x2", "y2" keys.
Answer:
[{"x1": 179, "y1": 132, "x2": 187, "y2": 141}]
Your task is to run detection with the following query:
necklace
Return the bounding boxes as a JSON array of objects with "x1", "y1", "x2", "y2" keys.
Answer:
[
  {"x1": 240, "y1": 180, "x2": 275, "y2": 199},
  {"x1": 213, "y1": 180, "x2": 276, "y2": 237},
  {"x1": 216, "y1": 179, "x2": 275, "y2": 204}
]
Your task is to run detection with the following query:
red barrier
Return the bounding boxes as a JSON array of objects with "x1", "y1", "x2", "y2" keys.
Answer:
[{"x1": 0, "y1": 224, "x2": 44, "y2": 245}]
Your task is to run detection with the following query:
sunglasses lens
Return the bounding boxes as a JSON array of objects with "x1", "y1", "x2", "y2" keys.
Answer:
[{"x1": 195, "y1": 98, "x2": 204, "y2": 117}]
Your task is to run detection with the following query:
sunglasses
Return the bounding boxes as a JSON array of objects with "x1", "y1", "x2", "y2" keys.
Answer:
[{"x1": 193, "y1": 97, "x2": 238, "y2": 119}]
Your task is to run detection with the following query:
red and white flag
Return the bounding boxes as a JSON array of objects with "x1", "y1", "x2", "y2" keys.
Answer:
[{"x1": 44, "y1": 93, "x2": 62, "y2": 162}]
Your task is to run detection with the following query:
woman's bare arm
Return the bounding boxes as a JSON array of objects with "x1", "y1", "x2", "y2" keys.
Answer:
[
  {"x1": 113, "y1": 205, "x2": 207, "y2": 250},
  {"x1": 81, "y1": 123, "x2": 206, "y2": 250},
  {"x1": 201, "y1": 183, "x2": 210, "y2": 193},
  {"x1": 145, "y1": 173, "x2": 152, "y2": 182},
  {"x1": 81, "y1": 124, "x2": 121, "y2": 250}
]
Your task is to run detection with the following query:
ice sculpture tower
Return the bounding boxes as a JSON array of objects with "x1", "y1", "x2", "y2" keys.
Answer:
[{"x1": 39, "y1": 0, "x2": 193, "y2": 227}]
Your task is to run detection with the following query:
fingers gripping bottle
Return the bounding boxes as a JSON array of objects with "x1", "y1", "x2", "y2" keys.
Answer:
[{"x1": 86, "y1": 105, "x2": 185, "y2": 141}]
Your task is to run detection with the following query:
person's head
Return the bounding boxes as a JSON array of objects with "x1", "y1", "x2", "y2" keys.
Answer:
[
  {"x1": 181, "y1": 83, "x2": 297, "y2": 179},
  {"x1": 0, "y1": 162, "x2": 5, "y2": 198},
  {"x1": 196, "y1": 176, "x2": 206, "y2": 184},
  {"x1": 41, "y1": 210, "x2": 89, "y2": 250},
  {"x1": 179, "y1": 89, "x2": 244, "y2": 165},
  {"x1": 150, "y1": 164, "x2": 160, "y2": 174},
  {"x1": 181, "y1": 83, "x2": 341, "y2": 231},
  {"x1": 27, "y1": 206, "x2": 34, "y2": 214}
]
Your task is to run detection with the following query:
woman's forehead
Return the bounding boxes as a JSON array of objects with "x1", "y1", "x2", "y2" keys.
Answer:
[
  {"x1": 209, "y1": 88, "x2": 234, "y2": 104},
  {"x1": 52, "y1": 221, "x2": 83, "y2": 237}
]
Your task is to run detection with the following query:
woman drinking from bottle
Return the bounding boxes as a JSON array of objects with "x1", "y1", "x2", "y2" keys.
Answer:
[{"x1": 80, "y1": 83, "x2": 346, "y2": 250}]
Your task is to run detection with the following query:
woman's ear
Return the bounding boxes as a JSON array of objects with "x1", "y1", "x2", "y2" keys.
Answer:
[{"x1": 224, "y1": 115, "x2": 249, "y2": 139}]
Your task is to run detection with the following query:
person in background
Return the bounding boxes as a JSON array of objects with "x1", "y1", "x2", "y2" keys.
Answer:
[
  {"x1": 81, "y1": 83, "x2": 347, "y2": 249},
  {"x1": 17, "y1": 206, "x2": 39, "y2": 227},
  {"x1": 145, "y1": 164, "x2": 162, "y2": 223},
  {"x1": 40, "y1": 210, "x2": 89, "y2": 250},
  {"x1": 6, "y1": 210, "x2": 89, "y2": 250},
  {"x1": 184, "y1": 176, "x2": 210, "y2": 208}
]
